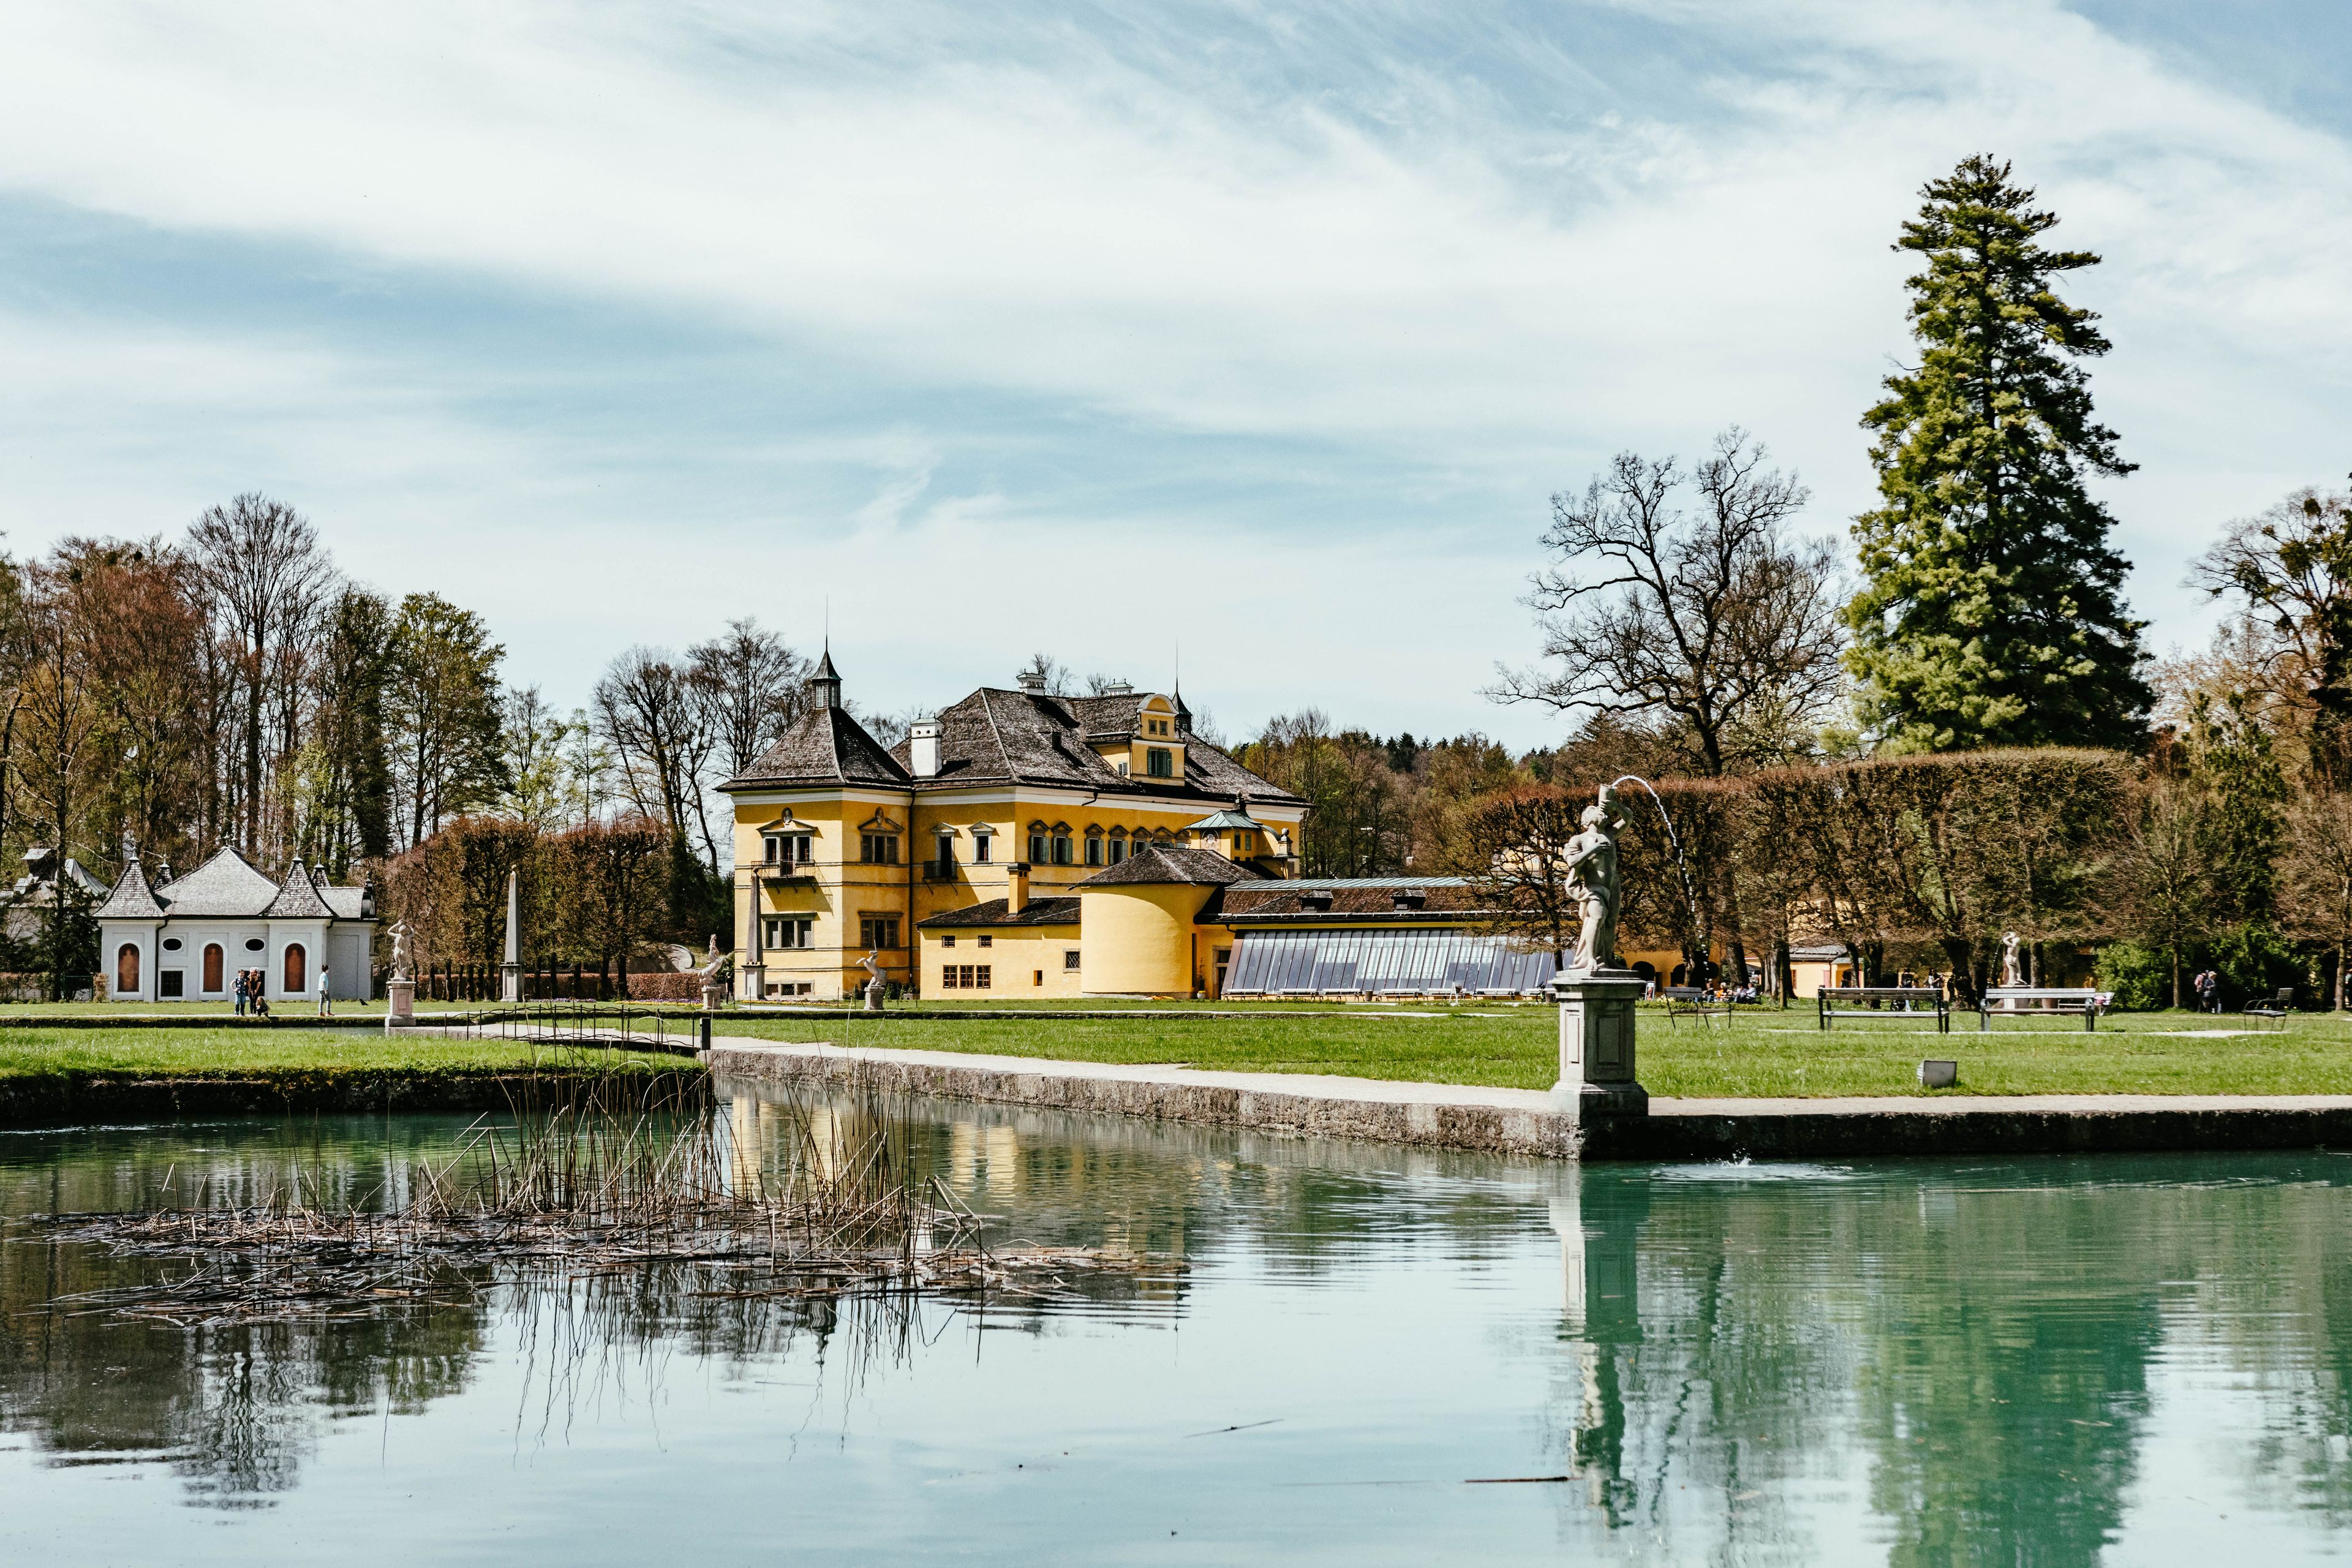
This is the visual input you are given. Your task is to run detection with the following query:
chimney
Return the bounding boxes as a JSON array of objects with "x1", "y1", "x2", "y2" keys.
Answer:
[
  {"x1": 1016, "y1": 671, "x2": 1046, "y2": 695},
  {"x1": 910, "y1": 718, "x2": 941, "y2": 778},
  {"x1": 1102, "y1": 680, "x2": 1132, "y2": 696},
  {"x1": 1301, "y1": 889, "x2": 1333, "y2": 913},
  {"x1": 1005, "y1": 861, "x2": 1029, "y2": 915},
  {"x1": 1392, "y1": 888, "x2": 1426, "y2": 911}
]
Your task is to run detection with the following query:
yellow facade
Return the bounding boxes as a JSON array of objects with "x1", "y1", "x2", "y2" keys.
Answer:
[
  {"x1": 922, "y1": 924, "x2": 1085, "y2": 998},
  {"x1": 1076, "y1": 883, "x2": 1216, "y2": 996},
  {"x1": 726, "y1": 679, "x2": 1304, "y2": 1002}
]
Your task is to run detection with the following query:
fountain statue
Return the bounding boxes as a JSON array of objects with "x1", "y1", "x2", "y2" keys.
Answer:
[
  {"x1": 1550, "y1": 783, "x2": 1649, "y2": 1127},
  {"x1": 1564, "y1": 785, "x2": 1629, "y2": 974}
]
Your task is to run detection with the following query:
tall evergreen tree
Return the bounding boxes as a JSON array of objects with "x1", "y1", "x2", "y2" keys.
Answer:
[{"x1": 1845, "y1": 155, "x2": 2152, "y2": 751}]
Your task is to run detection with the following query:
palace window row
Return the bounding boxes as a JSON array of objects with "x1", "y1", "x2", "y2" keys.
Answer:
[
  {"x1": 763, "y1": 832, "x2": 813, "y2": 865},
  {"x1": 937, "y1": 934, "x2": 993, "y2": 948},
  {"x1": 859, "y1": 916, "x2": 902, "y2": 951},
  {"x1": 762, "y1": 917, "x2": 815, "y2": 949},
  {"x1": 941, "y1": 964, "x2": 992, "y2": 990}
]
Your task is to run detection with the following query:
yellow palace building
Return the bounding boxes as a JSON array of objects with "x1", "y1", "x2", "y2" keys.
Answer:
[{"x1": 720, "y1": 652, "x2": 1310, "y2": 1001}]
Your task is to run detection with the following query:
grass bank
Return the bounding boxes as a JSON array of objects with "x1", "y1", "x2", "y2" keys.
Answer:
[{"x1": 717, "y1": 1002, "x2": 2352, "y2": 1099}]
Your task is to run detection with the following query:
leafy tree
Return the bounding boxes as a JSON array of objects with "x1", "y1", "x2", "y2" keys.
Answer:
[
  {"x1": 2187, "y1": 690, "x2": 2285, "y2": 924},
  {"x1": 300, "y1": 589, "x2": 394, "y2": 875},
  {"x1": 386, "y1": 592, "x2": 507, "y2": 847},
  {"x1": 2191, "y1": 481, "x2": 2352, "y2": 784},
  {"x1": 1844, "y1": 155, "x2": 2151, "y2": 752}
]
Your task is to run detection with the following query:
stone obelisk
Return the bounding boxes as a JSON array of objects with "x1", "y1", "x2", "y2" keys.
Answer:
[{"x1": 499, "y1": 870, "x2": 522, "y2": 1003}]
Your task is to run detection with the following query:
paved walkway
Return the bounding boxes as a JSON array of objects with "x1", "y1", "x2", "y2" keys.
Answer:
[{"x1": 701, "y1": 1038, "x2": 2352, "y2": 1161}]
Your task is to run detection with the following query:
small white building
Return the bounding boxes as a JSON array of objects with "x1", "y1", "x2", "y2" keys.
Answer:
[{"x1": 96, "y1": 848, "x2": 377, "y2": 1005}]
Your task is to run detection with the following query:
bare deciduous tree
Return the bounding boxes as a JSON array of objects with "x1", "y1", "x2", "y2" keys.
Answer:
[
  {"x1": 594, "y1": 648, "x2": 716, "y2": 870},
  {"x1": 185, "y1": 495, "x2": 337, "y2": 848},
  {"x1": 1461, "y1": 785, "x2": 1584, "y2": 963},
  {"x1": 2281, "y1": 791, "x2": 2352, "y2": 1009},
  {"x1": 1495, "y1": 429, "x2": 1845, "y2": 776},
  {"x1": 687, "y1": 619, "x2": 806, "y2": 783}
]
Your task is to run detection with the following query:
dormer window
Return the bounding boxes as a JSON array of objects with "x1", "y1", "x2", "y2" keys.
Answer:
[{"x1": 1147, "y1": 747, "x2": 1174, "y2": 778}]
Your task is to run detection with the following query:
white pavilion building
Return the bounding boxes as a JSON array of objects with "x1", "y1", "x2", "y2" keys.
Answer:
[{"x1": 96, "y1": 848, "x2": 378, "y2": 1004}]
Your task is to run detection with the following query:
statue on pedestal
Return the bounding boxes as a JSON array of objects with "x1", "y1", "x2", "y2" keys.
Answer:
[
  {"x1": 1564, "y1": 785, "x2": 1629, "y2": 974},
  {"x1": 388, "y1": 921, "x2": 415, "y2": 983},
  {"x1": 2000, "y1": 930, "x2": 2024, "y2": 988},
  {"x1": 858, "y1": 949, "x2": 886, "y2": 1012},
  {"x1": 1551, "y1": 783, "x2": 1648, "y2": 1126}
]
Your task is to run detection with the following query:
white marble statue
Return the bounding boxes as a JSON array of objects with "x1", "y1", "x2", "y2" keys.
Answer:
[
  {"x1": 2000, "y1": 930, "x2": 2024, "y2": 989},
  {"x1": 388, "y1": 921, "x2": 415, "y2": 982},
  {"x1": 1564, "y1": 785, "x2": 1628, "y2": 974}
]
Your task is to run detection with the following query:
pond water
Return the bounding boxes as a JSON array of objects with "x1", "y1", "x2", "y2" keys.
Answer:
[{"x1": 4, "y1": 1087, "x2": 2352, "y2": 1564}]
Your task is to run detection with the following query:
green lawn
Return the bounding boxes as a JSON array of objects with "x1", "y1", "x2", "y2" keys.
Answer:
[
  {"x1": 716, "y1": 1001, "x2": 2352, "y2": 1099},
  {"x1": 0, "y1": 1029, "x2": 680, "y2": 1082},
  {"x1": 0, "y1": 1001, "x2": 2343, "y2": 1099}
]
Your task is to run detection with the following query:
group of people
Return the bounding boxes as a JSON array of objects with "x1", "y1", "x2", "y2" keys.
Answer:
[
  {"x1": 230, "y1": 965, "x2": 334, "y2": 1018},
  {"x1": 2190, "y1": 968, "x2": 2225, "y2": 1014}
]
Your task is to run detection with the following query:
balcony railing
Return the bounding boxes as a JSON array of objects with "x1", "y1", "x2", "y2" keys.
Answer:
[{"x1": 921, "y1": 859, "x2": 959, "y2": 883}]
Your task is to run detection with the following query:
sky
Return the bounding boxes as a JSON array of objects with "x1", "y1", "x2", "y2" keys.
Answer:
[{"x1": 0, "y1": 1, "x2": 2346, "y2": 751}]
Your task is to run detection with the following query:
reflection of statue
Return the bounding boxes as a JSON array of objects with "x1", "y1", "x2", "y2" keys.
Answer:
[
  {"x1": 1564, "y1": 786, "x2": 1627, "y2": 974},
  {"x1": 2000, "y1": 931, "x2": 2024, "y2": 988},
  {"x1": 388, "y1": 921, "x2": 414, "y2": 982}
]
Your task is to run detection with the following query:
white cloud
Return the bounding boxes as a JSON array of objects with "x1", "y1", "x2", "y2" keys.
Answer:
[{"x1": 0, "y1": 0, "x2": 2345, "y2": 741}]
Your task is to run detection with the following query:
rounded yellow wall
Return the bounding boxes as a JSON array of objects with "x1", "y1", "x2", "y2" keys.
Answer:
[{"x1": 1078, "y1": 884, "x2": 1210, "y2": 995}]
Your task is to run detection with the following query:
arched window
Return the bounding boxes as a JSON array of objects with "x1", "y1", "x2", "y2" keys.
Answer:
[
  {"x1": 115, "y1": 943, "x2": 140, "y2": 997},
  {"x1": 283, "y1": 943, "x2": 307, "y2": 994},
  {"x1": 203, "y1": 943, "x2": 224, "y2": 994}
]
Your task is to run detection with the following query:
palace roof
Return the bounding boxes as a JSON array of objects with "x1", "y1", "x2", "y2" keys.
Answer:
[
  {"x1": 905, "y1": 688, "x2": 1301, "y2": 804},
  {"x1": 915, "y1": 896, "x2": 1083, "y2": 929},
  {"x1": 726, "y1": 705, "x2": 914, "y2": 790},
  {"x1": 97, "y1": 847, "x2": 371, "y2": 922},
  {"x1": 1074, "y1": 845, "x2": 1267, "y2": 888}
]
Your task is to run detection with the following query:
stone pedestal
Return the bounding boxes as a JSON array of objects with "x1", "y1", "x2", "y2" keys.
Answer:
[
  {"x1": 702, "y1": 978, "x2": 728, "y2": 1012},
  {"x1": 863, "y1": 977, "x2": 885, "y2": 1013},
  {"x1": 1551, "y1": 968, "x2": 1649, "y2": 1121},
  {"x1": 500, "y1": 962, "x2": 521, "y2": 1004},
  {"x1": 385, "y1": 978, "x2": 415, "y2": 1031},
  {"x1": 740, "y1": 962, "x2": 764, "y2": 1003}
]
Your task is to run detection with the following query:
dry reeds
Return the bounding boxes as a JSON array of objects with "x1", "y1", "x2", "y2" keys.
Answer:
[{"x1": 31, "y1": 1076, "x2": 1163, "y2": 1328}]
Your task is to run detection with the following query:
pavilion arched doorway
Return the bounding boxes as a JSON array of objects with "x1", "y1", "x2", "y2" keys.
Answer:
[
  {"x1": 115, "y1": 944, "x2": 140, "y2": 998},
  {"x1": 282, "y1": 943, "x2": 307, "y2": 995},
  {"x1": 203, "y1": 943, "x2": 224, "y2": 995}
]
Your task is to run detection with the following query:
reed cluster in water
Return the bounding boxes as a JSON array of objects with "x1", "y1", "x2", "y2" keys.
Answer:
[{"x1": 30, "y1": 1073, "x2": 1151, "y2": 1327}]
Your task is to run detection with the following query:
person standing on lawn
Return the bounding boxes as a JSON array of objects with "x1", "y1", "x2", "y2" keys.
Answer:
[
  {"x1": 233, "y1": 968, "x2": 247, "y2": 1017},
  {"x1": 316, "y1": 962, "x2": 331, "y2": 1017}
]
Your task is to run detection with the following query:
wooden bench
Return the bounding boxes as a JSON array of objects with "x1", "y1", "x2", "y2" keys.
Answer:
[
  {"x1": 1977, "y1": 987, "x2": 2106, "y2": 1031},
  {"x1": 1817, "y1": 986, "x2": 1951, "y2": 1033},
  {"x1": 2243, "y1": 986, "x2": 2293, "y2": 1030},
  {"x1": 1662, "y1": 986, "x2": 1733, "y2": 1025}
]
